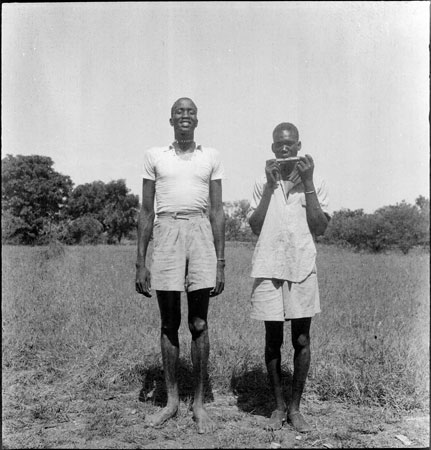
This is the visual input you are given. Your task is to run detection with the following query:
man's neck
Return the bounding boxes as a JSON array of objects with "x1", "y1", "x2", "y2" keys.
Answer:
[
  {"x1": 174, "y1": 136, "x2": 195, "y2": 152},
  {"x1": 174, "y1": 139, "x2": 196, "y2": 152}
]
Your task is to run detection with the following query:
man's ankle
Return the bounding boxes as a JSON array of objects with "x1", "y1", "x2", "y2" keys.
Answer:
[
  {"x1": 192, "y1": 399, "x2": 205, "y2": 410},
  {"x1": 288, "y1": 404, "x2": 300, "y2": 414},
  {"x1": 166, "y1": 398, "x2": 180, "y2": 409}
]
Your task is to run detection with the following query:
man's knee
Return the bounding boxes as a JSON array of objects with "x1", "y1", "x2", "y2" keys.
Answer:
[
  {"x1": 188, "y1": 317, "x2": 207, "y2": 339},
  {"x1": 292, "y1": 333, "x2": 310, "y2": 351},
  {"x1": 265, "y1": 342, "x2": 282, "y2": 364},
  {"x1": 161, "y1": 318, "x2": 181, "y2": 345}
]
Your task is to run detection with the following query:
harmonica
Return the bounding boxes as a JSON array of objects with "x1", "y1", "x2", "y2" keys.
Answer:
[{"x1": 276, "y1": 157, "x2": 300, "y2": 163}]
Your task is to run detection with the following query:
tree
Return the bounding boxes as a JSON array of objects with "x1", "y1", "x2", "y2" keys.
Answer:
[
  {"x1": 66, "y1": 179, "x2": 139, "y2": 243},
  {"x1": 1, "y1": 154, "x2": 73, "y2": 244},
  {"x1": 223, "y1": 199, "x2": 256, "y2": 242},
  {"x1": 103, "y1": 180, "x2": 139, "y2": 243},
  {"x1": 415, "y1": 195, "x2": 430, "y2": 247},
  {"x1": 415, "y1": 195, "x2": 429, "y2": 213},
  {"x1": 66, "y1": 181, "x2": 108, "y2": 221}
]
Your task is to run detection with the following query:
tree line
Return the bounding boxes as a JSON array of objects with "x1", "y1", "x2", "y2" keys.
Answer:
[
  {"x1": 224, "y1": 197, "x2": 429, "y2": 254},
  {"x1": 2, "y1": 154, "x2": 429, "y2": 253},
  {"x1": 2, "y1": 154, "x2": 139, "y2": 245}
]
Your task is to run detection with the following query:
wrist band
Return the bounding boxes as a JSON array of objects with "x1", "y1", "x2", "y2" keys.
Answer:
[
  {"x1": 217, "y1": 258, "x2": 225, "y2": 261},
  {"x1": 305, "y1": 190, "x2": 315, "y2": 194}
]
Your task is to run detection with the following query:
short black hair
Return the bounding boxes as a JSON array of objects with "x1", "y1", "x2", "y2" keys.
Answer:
[
  {"x1": 171, "y1": 97, "x2": 198, "y2": 117},
  {"x1": 272, "y1": 122, "x2": 299, "y2": 141}
]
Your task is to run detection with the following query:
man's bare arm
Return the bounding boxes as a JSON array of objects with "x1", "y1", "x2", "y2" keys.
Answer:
[
  {"x1": 209, "y1": 179, "x2": 225, "y2": 297},
  {"x1": 248, "y1": 184, "x2": 275, "y2": 236},
  {"x1": 135, "y1": 179, "x2": 155, "y2": 297},
  {"x1": 297, "y1": 155, "x2": 329, "y2": 237},
  {"x1": 249, "y1": 159, "x2": 279, "y2": 236},
  {"x1": 302, "y1": 186, "x2": 329, "y2": 236}
]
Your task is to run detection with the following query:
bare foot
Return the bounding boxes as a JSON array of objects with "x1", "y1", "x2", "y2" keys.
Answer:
[
  {"x1": 193, "y1": 405, "x2": 217, "y2": 434},
  {"x1": 145, "y1": 405, "x2": 178, "y2": 428},
  {"x1": 265, "y1": 409, "x2": 286, "y2": 430},
  {"x1": 287, "y1": 410, "x2": 312, "y2": 433}
]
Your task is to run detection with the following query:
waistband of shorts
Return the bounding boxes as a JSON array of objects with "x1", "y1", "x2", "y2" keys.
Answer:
[{"x1": 156, "y1": 211, "x2": 207, "y2": 220}]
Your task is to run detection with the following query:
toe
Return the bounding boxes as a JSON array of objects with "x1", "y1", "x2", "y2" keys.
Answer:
[
  {"x1": 288, "y1": 411, "x2": 312, "y2": 433},
  {"x1": 265, "y1": 410, "x2": 285, "y2": 430}
]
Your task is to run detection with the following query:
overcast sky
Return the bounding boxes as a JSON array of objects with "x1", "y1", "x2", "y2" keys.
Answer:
[{"x1": 2, "y1": 2, "x2": 429, "y2": 213}]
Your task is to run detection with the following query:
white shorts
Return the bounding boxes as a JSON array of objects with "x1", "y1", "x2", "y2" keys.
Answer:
[
  {"x1": 250, "y1": 267, "x2": 321, "y2": 321},
  {"x1": 151, "y1": 213, "x2": 216, "y2": 292}
]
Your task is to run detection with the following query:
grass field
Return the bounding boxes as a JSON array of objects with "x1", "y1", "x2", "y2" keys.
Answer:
[{"x1": 2, "y1": 242, "x2": 429, "y2": 448}]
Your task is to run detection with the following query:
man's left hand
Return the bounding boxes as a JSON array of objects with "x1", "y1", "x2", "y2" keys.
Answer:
[
  {"x1": 297, "y1": 154, "x2": 314, "y2": 184},
  {"x1": 210, "y1": 264, "x2": 225, "y2": 297}
]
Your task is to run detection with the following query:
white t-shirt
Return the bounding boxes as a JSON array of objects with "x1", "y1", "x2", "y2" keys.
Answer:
[{"x1": 142, "y1": 144, "x2": 225, "y2": 214}]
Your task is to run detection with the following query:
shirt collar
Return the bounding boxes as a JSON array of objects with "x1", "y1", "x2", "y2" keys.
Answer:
[{"x1": 165, "y1": 143, "x2": 202, "y2": 151}]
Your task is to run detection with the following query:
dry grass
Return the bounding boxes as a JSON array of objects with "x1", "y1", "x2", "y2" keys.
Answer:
[{"x1": 2, "y1": 242, "x2": 429, "y2": 447}]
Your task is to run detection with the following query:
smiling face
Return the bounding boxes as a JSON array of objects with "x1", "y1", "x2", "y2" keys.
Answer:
[{"x1": 169, "y1": 98, "x2": 198, "y2": 138}]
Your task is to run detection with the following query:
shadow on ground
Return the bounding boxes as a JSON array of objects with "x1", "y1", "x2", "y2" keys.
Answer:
[
  {"x1": 230, "y1": 365, "x2": 293, "y2": 418},
  {"x1": 136, "y1": 357, "x2": 214, "y2": 407}
]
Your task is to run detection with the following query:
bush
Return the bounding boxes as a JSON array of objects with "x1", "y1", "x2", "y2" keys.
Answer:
[
  {"x1": 323, "y1": 198, "x2": 430, "y2": 254},
  {"x1": 65, "y1": 216, "x2": 104, "y2": 245},
  {"x1": 224, "y1": 199, "x2": 257, "y2": 242},
  {"x1": 323, "y1": 209, "x2": 365, "y2": 247},
  {"x1": 375, "y1": 201, "x2": 428, "y2": 254},
  {"x1": 348, "y1": 213, "x2": 390, "y2": 252},
  {"x1": 1, "y1": 210, "x2": 36, "y2": 244}
]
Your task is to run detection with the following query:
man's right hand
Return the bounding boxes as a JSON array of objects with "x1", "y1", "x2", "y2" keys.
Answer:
[
  {"x1": 265, "y1": 159, "x2": 280, "y2": 189},
  {"x1": 135, "y1": 265, "x2": 152, "y2": 297}
]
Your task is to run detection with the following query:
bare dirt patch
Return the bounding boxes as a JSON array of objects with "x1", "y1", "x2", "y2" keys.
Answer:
[{"x1": 2, "y1": 380, "x2": 429, "y2": 449}]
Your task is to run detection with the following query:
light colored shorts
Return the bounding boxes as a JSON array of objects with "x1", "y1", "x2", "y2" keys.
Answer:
[
  {"x1": 151, "y1": 213, "x2": 216, "y2": 292},
  {"x1": 250, "y1": 267, "x2": 321, "y2": 321}
]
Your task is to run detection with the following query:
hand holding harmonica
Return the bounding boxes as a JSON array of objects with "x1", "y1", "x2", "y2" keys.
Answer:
[
  {"x1": 265, "y1": 157, "x2": 299, "y2": 188},
  {"x1": 265, "y1": 159, "x2": 281, "y2": 188},
  {"x1": 296, "y1": 154, "x2": 315, "y2": 185},
  {"x1": 267, "y1": 156, "x2": 300, "y2": 185},
  {"x1": 266, "y1": 155, "x2": 315, "y2": 188}
]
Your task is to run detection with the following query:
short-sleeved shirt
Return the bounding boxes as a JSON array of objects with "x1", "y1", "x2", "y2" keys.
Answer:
[
  {"x1": 142, "y1": 144, "x2": 224, "y2": 215},
  {"x1": 248, "y1": 173, "x2": 329, "y2": 283}
]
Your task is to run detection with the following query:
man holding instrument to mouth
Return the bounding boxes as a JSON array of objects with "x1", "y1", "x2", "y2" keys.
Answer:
[{"x1": 248, "y1": 122, "x2": 330, "y2": 432}]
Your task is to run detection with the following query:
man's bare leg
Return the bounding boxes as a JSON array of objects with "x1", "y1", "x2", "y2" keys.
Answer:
[
  {"x1": 264, "y1": 321, "x2": 286, "y2": 430},
  {"x1": 188, "y1": 289, "x2": 216, "y2": 434},
  {"x1": 287, "y1": 317, "x2": 312, "y2": 432},
  {"x1": 145, "y1": 291, "x2": 181, "y2": 427}
]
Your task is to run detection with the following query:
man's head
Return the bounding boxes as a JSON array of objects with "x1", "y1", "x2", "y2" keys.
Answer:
[
  {"x1": 271, "y1": 122, "x2": 301, "y2": 159},
  {"x1": 169, "y1": 97, "x2": 198, "y2": 136}
]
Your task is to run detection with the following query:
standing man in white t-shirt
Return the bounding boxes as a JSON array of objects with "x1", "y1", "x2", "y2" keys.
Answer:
[{"x1": 135, "y1": 97, "x2": 225, "y2": 434}]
